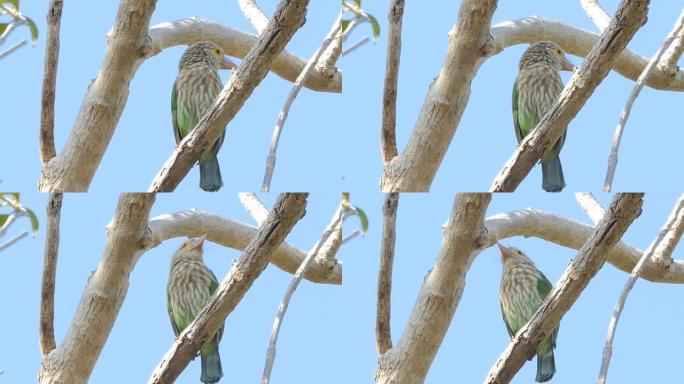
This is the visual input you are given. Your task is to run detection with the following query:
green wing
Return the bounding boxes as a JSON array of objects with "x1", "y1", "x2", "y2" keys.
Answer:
[
  {"x1": 512, "y1": 77, "x2": 522, "y2": 143},
  {"x1": 171, "y1": 79, "x2": 181, "y2": 144},
  {"x1": 167, "y1": 290, "x2": 181, "y2": 337},
  {"x1": 536, "y1": 269, "x2": 558, "y2": 346},
  {"x1": 500, "y1": 302, "x2": 516, "y2": 338}
]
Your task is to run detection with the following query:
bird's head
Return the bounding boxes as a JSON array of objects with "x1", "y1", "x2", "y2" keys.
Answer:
[
  {"x1": 497, "y1": 242, "x2": 532, "y2": 266},
  {"x1": 520, "y1": 41, "x2": 575, "y2": 72},
  {"x1": 173, "y1": 234, "x2": 207, "y2": 260},
  {"x1": 179, "y1": 41, "x2": 237, "y2": 71}
]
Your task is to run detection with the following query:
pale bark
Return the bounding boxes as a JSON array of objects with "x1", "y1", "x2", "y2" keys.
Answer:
[
  {"x1": 380, "y1": 0, "x2": 404, "y2": 164},
  {"x1": 483, "y1": 193, "x2": 643, "y2": 384},
  {"x1": 490, "y1": 16, "x2": 684, "y2": 92},
  {"x1": 490, "y1": 0, "x2": 649, "y2": 192},
  {"x1": 581, "y1": 0, "x2": 610, "y2": 32},
  {"x1": 39, "y1": 193, "x2": 62, "y2": 357},
  {"x1": 149, "y1": 0, "x2": 311, "y2": 192},
  {"x1": 39, "y1": 193, "x2": 156, "y2": 384},
  {"x1": 485, "y1": 208, "x2": 684, "y2": 283},
  {"x1": 147, "y1": 209, "x2": 342, "y2": 285},
  {"x1": 238, "y1": 0, "x2": 269, "y2": 35},
  {"x1": 575, "y1": 192, "x2": 606, "y2": 224},
  {"x1": 380, "y1": 0, "x2": 497, "y2": 192},
  {"x1": 597, "y1": 194, "x2": 684, "y2": 384},
  {"x1": 39, "y1": 0, "x2": 63, "y2": 164},
  {"x1": 261, "y1": 199, "x2": 342, "y2": 384},
  {"x1": 603, "y1": 9, "x2": 684, "y2": 192},
  {"x1": 38, "y1": 0, "x2": 157, "y2": 192},
  {"x1": 148, "y1": 193, "x2": 307, "y2": 384},
  {"x1": 147, "y1": 18, "x2": 341, "y2": 93},
  {"x1": 375, "y1": 193, "x2": 491, "y2": 384},
  {"x1": 238, "y1": 192, "x2": 270, "y2": 225},
  {"x1": 376, "y1": 193, "x2": 398, "y2": 356}
]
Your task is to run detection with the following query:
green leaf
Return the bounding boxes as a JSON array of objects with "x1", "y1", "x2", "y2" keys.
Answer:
[
  {"x1": 368, "y1": 14, "x2": 381, "y2": 42},
  {"x1": 341, "y1": 19, "x2": 351, "y2": 34},
  {"x1": 353, "y1": 0, "x2": 361, "y2": 7},
  {"x1": 24, "y1": 15, "x2": 37, "y2": 43},
  {"x1": 341, "y1": 192, "x2": 350, "y2": 203},
  {"x1": 1, "y1": 0, "x2": 18, "y2": 10},
  {"x1": 355, "y1": 207, "x2": 369, "y2": 235},
  {"x1": 24, "y1": 208, "x2": 38, "y2": 235},
  {"x1": 0, "y1": 214, "x2": 8, "y2": 227},
  {"x1": 9, "y1": 192, "x2": 19, "y2": 202},
  {"x1": 0, "y1": 23, "x2": 8, "y2": 35}
]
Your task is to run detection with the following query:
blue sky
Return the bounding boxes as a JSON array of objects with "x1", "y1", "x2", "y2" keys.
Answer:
[{"x1": 2, "y1": 0, "x2": 684, "y2": 383}]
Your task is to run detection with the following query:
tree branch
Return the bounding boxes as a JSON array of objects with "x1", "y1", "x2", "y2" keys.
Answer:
[
  {"x1": 597, "y1": 193, "x2": 683, "y2": 383},
  {"x1": 261, "y1": 198, "x2": 341, "y2": 384},
  {"x1": 381, "y1": 0, "x2": 497, "y2": 191},
  {"x1": 0, "y1": 38, "x2": 27, "y2": 60},
  {"x1": 238, "y1": 192, "x2": 270, "y2": 225},
  {"x1": 39, "y1": 193, "x2": 156, "y2": 384},
  {"x1": 485, "y1": 207, "x2": 684, "y2": 283},
  {"x1": 575, "y1": 192, "x2": 606, "y2": 224},
  {"x1": 603, "y1": 9, "x2": 684, "y2": 192},
  {"x1": 39, "y1": 0, "x2": 63, "y2": 165},
  {"x1": 39, "y1": 193, "x2": 63, "y2": 357},
  {"x1": 375, "y1": 193, "x2": 491, "y2": 384},
  {"x1": 0, "y1": 230, "x2": 28, "y2": 252},
  {"x1": 149, "y1": 0, "x2": 311, "y2": 192},
  {"x1": 376, "y1": 193, "x2": 398, "y2": 356},
  {"x1": 148, "y1": 193, "x2": 308, "y2": 384},
  {"x1": 380, "y1": 0, "x2": 404, "y2": 164},
  {"x1": 147, "y1": 18, "x2": 342, "y2": 93},
  {"x1": 483, "y1": 193, "x2": 643, "y2": 384},
  {"x1": 238, "y1": 0, "x2": 269, "y2": 35},
  {"x1": 147, "y1": 209, "x2": 342, "y2": 285},
  {"x1": 580, "y1": 0, "x2": 610, "y2": 32},
  {"x1": 261, "y1": 13, "x2": 342, "y2": 192},
  {"x1": 38, "y1": 0, "x2": 157, "y2": 192},
  {"x1": 490, "y1": 0, "x2": 649, "y2": 192}
]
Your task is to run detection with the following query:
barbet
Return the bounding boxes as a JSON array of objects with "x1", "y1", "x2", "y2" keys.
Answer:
[
  {"x1": 172, "y1": 41, "x2": 237, "y2": 192},
  {"x1": 512, "y1": 41, "x2": 574, "y2": 192},
  {"x1": 498, "y1": 243, "x2": 558, "y2": 382},
  {"x1": 167, "y1": 235, "x2": 223, "y2": 383}
]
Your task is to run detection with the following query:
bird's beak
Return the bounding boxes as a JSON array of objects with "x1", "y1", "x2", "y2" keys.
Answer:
[
  {"x1": 190, "y1": 234, "x2": 207, "y2": 251},
  {"x1": 497, "y1": 242, "x2": 511, "y2": 262},
  {"x1": 220, "y1": 56, "x2": 237, "y2": 71},
  {"x1": 560, "y1": 56, "x2": 575, "y2": 72}
]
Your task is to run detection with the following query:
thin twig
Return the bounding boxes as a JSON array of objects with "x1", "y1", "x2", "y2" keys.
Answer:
[
  {"x1": 0, "y1": 19, "x2": 26, "y2": 45},
  {"x1": 580, "y1": 0, "x2": 610, "y2": 32},
  {"x1": 376, "y1": 193, "x2": 398, "y2": 356},
  {"x1": 341, "y1": 229, "x2": 360, "y2": 244},
  {"x1": 40, "y1": 0, "x2": 64, "y2": 165},
  {"x1": 0, "y1": 230, "x2": 28, "y2": 252},
  {"x1": 238, "y1": 0, "x2": 269, "y2": 35},
  {"x1": 341, "y1": 36, "x2": 369, "y2": 56},
  {"x1": 39, "y1": 192, "x2": 63, "y2": 357},
  {"x1": 261, "y1": 13, "x2": 342, "y2": 192},
  {"x1": 652, "y1": 195, "x2": 684, "y2": 269},
  {"x1": 603, "y1": 9, "x2": 684, "y2": 192},
  {"x1": 149, "y1": 194, "x2": 308, "y2": 384},
  {"x1": 261, "y1": 203, "x2": 343, "y2": 384},
  {"x1": 381, "y1": 0, "x2": 404, "y2": 164},
  {"x1": 0, "y1": 38, "x2": 26, "y2": 60},
  {"x1": 0, "y1": 211, "x2": 24, "y2": 237},
  {"x1": 484, "y1": 193, "x2": 643, "y2": 384},
  {"x1": 597, "y1": 195, "x2": 682, "y2": 384}
]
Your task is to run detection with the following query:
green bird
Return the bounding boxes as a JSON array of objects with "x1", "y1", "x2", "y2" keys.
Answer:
[
  {"x1": 172, "y1": 41, "x2": 237, "y2": 192},
  {"x1": 498, "y1": 243, "x2": 558, "y2": 383},
  {"x1": 512, "y1": 41, "x2": 575, "y2": 192},
  {"x1": 167, "y1": 235, "x2": 223, "y2": 383}
]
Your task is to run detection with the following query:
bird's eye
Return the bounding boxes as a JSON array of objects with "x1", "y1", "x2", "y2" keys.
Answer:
[{"x1": 214, "y1": 48, "x2": 221, "y2": 55}]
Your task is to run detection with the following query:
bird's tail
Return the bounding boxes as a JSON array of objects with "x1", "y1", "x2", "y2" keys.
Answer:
[
  {"x1": 536, "y1": 350, "x2": 555, "y2": 383},
  {"x1": 200, "y1": 348, "x2": 223, "y2": 384},
  {"x1": 199, "y1": 155, "x2": 223, "y2": 192},
  {"x1": 541, "y1": 156, "x2": 565, "y2": 192}
]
